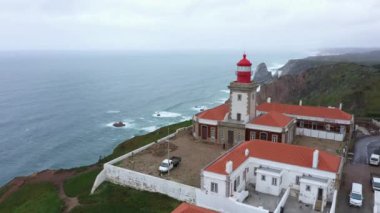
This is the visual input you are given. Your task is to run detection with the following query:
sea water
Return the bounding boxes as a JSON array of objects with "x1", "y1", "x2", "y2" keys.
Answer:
[{"x1": 0, "y1": 50, "x2": 304, "y2": 185}]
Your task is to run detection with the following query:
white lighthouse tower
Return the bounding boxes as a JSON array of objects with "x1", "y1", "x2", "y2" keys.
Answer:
[{"x1": 228, "y1": 54, "x2": 258, "y2": 123}]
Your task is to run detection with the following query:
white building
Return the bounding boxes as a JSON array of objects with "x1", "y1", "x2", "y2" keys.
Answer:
[{"x1": 201, "y1": 140, "x2": 343, "y2": 212}]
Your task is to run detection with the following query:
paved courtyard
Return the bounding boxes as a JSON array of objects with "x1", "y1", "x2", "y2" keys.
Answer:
[
  {"x1": 293, "y1": 136, "x2": 343, "y2": 154},
  {"x1": 118, "y1": 131, "x2": 226, "y2": 187}
]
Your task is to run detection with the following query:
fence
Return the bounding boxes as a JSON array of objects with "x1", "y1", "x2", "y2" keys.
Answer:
[{"x1": 296, "y1": 128, "x2": 344, "y2": 141}]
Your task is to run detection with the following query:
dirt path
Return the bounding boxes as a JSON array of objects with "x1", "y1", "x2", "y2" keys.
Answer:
[{"x1": 0, "y1": 166, "x2": 97, "y2": 212}]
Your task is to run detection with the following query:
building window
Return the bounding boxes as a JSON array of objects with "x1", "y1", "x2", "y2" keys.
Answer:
[
  {"x1": 261, "y1": 175, "x2": 266, "y2": 181},
  {"x1": 300, "y1": 121, "x2": 304, "y2": 128},
  {"x1": 211, "y1": 182, "x2": 218, "y2": 193},
  {"x1": 210, "y1": 127, "x2": 216, "y2": 139},
  {"x1": 260, "y1": 132, "x2": 268, "y2": 140},
  {"x1": 306, "y1": 185, "x2": 311, "y2": 191},
  {"x1": 295, "y1": 176, "x2": 300, "y2": 185},
  {"x1": 312, "y1": 122, "x2": 317, "y2": 130},
  {"x1": 272, "y1": 178, "x2": 277, "y2": 186},
  {"x1": 254, "y1": 167, "x2": 257, "y2": 176},
  {"x1": 272, "y1": 135, "x2": 278, "y2": 142},
  {"x1": 238, "y1": 94, "x2": 242, "y2": 101},
  {"x1": 250, "y1": 131, "x2": 256, "y2": 140},
  {"x1": 237, "y1": 113, "x2": 241, "y2": 121}
]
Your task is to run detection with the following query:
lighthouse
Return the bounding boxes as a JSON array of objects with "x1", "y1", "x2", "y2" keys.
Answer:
[
  {"x1": 236, "y1": 53, "x2": 252, "y2": 83},
  {"x1": 228, "y1": 54, "x2": 258, "y2": 123}
]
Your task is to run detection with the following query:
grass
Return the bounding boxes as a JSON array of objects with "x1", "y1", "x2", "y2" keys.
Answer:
[
  {"x1": 1, "y1": 120, "x2": 191, "y2": 213},
  {"x1": 70, "y1": 182, "x2": 180, "y2": 213},
  {"x1": 0, "y1": 182, "x2": 63, "y2": 213},
  {"x1": 63, "y1": 168, "x2": 102, "y2": 197},
  {"x1": 100, "y1": 120, "x2": 192, "y2": 163}
]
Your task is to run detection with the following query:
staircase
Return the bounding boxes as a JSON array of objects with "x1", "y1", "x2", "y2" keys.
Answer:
[{"x1": 314, "y1": 199, "x2": 322, "y2": 212}]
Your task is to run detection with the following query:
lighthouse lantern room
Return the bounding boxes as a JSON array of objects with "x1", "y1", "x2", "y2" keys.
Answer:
[{"x1": 236, "y1": 53, "x2": 252, "y2": 83}]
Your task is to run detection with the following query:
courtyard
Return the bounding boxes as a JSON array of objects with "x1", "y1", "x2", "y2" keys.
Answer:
[
  {"x1": 293, "y1": 135, "x2": 344, "y2": 155},
  {"x1": 117, "y1": 130, "x2": 226, "y2": 187}
]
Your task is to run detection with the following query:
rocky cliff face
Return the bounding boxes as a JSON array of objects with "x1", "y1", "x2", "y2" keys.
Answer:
[
  {"x1": 253, "y1": 63, "x2": 273, "y2": 83},
  {"x1": 279, "y1": 50, "x2": 380, "y2": 76},
  {"x1": 257, "y1": 63, "x2": 380, "y2": 117}
]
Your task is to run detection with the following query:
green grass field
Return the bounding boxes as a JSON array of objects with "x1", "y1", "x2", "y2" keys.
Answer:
[
  {"x1": 0, "y1": 182, "x2": 63, "y2": 213},
  {"x1": 0, "y1": 120, "x2": 191, "y2": 213}
]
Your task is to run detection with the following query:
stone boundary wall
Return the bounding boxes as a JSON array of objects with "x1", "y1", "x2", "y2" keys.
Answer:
[
  {"x1": 91, "y1": 126, "x2": 191, "y2": 194},
  {"x1": 104, "y1": 164, "x2": 197, "y2": 203}
]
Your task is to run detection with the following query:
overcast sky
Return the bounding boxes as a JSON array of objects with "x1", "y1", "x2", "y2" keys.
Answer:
[{"x1": 0, "y1": 0, "x2": 379, "y2": 52}]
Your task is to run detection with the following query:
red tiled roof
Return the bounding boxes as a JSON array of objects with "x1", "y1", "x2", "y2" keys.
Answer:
[
  {"x1": 205, "y1": 140, "x2": 341, "y2": 175},
  {"x1": 196, "y1": 104, "x2": 229, "y2": 121},
  {"x1": 172, "y1": 203, "x2": 219, "y2": 213},
  {"x1": 251, "y1": 111, "x2": 294, "y2": 127},
  {"x1": 257, "y1": 102, "x2": 352, "y2": 121}
]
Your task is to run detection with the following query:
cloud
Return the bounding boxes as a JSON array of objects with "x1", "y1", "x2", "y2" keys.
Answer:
[{"x1": 0, "y1": 0, "x2": 379, "y2": 51}]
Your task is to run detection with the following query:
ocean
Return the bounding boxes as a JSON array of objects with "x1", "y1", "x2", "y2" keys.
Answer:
[{"x1": 0, "y1": 50, "x2": 304, "y2": 185}]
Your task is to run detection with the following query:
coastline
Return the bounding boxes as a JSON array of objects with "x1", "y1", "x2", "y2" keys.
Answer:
[{"x1": 0, "y1": 120, "x2": 192, "y2": 212}]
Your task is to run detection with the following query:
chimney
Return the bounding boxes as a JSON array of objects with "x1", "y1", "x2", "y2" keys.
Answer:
[
  {"x1": 299, "y1": 100, "x2": 303, "y2": 106},
  {"x1": 267, "y1": 97, "x2": 271, "y2": 103},
  {"x1": 245, "y1": 148, "x2": 250, "y2": 157},
  {"x1": 339, "y1": 103, "x2": 343, "y2": 110},
  {"x1": 312, "y1": 150, "x2": 319, "y2": 169},
  {"x1": 225, "y1": 160, "x2": 233, "y2": 174}
]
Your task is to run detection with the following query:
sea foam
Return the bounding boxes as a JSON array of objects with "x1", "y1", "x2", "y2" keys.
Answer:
[
  {"x1": 141, "y1": 126, "x2": 158, "y2": 132},
  {"x1": 152, "y1": 111, "x2": 182, "y2": 118}
]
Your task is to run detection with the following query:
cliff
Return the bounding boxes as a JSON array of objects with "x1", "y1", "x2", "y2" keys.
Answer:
[
  {"x1": 279, "y1": 50, "x2": 380, "y2": 76},
  {"x1": 258, "y1": 63, "x2": 380, "y2": 117},
  {"x1": 253, "y1": 63, "x2": 273, "y2": 83}
]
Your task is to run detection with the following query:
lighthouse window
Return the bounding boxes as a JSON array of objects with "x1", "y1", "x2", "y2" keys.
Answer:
[
  {"x1": 237, "y1": 113, "x2": 241, "y2": 121},
  {"x1": 237, "y1": 94, "x2": 242, "y2": 101}
]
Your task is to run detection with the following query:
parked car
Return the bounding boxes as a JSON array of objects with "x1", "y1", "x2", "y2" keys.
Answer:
[
  {"x1": 349, "y1": 182, "x2": 363, "y2": 207},
  {"x1": 158, "y1": 156, "x2": 181, "y2": 173},
  {"x1": 371, "y1": 173, "x2": 380, "y2": 191},
  {"x1": 370, "y1": 153, "x2": 380, "y2": 166}
]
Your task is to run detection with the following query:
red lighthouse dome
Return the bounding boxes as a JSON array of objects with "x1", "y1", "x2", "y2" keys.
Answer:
[{"x1": 236, "y1": 54, "x2": 252, "y2": 83}]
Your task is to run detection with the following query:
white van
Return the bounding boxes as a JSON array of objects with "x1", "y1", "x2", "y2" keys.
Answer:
[
  {"x1": 370, "y1": 154, "x2": 380, "y2": 166},
  {"x1": 349, "y1": 183, "x2": 363, "y2": 207}
]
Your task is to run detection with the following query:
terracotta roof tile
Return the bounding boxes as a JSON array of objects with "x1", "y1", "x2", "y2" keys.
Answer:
[
  {"x1": 172, "y1": 203, "x2": 219, "y2": 213},
  {"x1": 204, "y1": 140, "x2": 341, "y2": 175},
  {"x1": 251, "y1": 111, "x2": 294, "y2": 127},
  {"x1": 196, "y1": 104, "x2": 229, "y2": 121},
  {"x1": 257, "y1": 102, "x2": 352, "y2": 121}
]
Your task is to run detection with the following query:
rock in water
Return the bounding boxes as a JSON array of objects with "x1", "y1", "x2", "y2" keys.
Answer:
[
  {"x1": 113, "y1": 121, "x2": 126, "y2": 127},
  {"x1": 254, "y1": 63, "x2": 273, "y2": 83}
]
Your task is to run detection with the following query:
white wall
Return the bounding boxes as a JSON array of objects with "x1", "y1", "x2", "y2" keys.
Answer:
[
  {"x1": 255, "y1": 172, "x2": 281, "y2": 196},
  {"x1": 202, "y1": 171, "x2": 227, "y2": 197},
  {"x1": 375, "y1": 191, "x2": 380, "y2": 213},
  {"x1": 230, "y1": 92, "x2": 249, "y2": 122},
  {"x1": 105, "y1": 164, "x2": 197, "y2": 203},
  {"x1": 296, "y1": 128, "x2": 344, "y2": 141},
  {"x1": 90, "y1": 169, "x2": 106, "y2": 194},
  {"x1": 196, "y1": 190, "x2": 269, "y2": 213}
]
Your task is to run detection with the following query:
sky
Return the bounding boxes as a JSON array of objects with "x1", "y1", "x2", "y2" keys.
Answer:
[{"x1": 0, "y1": 0, "x2": 379, "y2": 52}]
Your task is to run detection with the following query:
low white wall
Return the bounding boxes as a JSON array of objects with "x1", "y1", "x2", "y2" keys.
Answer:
[
  {"x1": 373, "y1": 119, "x2": 380, "y2": 129},
  {"x1": 90, "y1": 169, "x2": 106, "y2": 194},
  {"x1": 296, "y1": 128, "x2": 344, "y2": 141},
  {"x1": 196, "y1": 190, "x2": 269, "y2": 213},
  {"x1": 374, "y1": 191, "x2": 380, "y2": 213},
  {"x1": 274, "y1": 188, "x2": 290, "y2": 213},
  {"x1": 105, "y1": 164, "x2": 197, "y2": 203},
  {"x1": 329, "y1": 190, "x2": 337, "y2": 213},
  {"x1": 91, "y1": 126, "x2": 191, "y2": 194}
]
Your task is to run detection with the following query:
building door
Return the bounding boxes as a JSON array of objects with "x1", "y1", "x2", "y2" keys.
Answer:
[
  {"x1": 317, "y1": 188, "x2": 323, "y2": 201},
  {"x1": 201, "y1": 126, "x2": 208, "y2": 140},
  {"x1": 260, "y1": 132, "x2": 268, "y2": 140},
  {"x1": 228, "y1": 130, "x2": 234, "y2": 146}
]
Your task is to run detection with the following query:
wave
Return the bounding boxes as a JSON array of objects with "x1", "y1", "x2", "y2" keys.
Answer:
[
  {"x1": 220, "y1": 89, "x2": 230, "y2": 94},
  {"x1": 191, "y1": 105, "x2": 208, "y2": 112},
  {"x1": 216, "y1": 98, "x2": 228, "y2": 104},
  {"x1": 141, "y1": 126, "x2": 158, "y2": 132},
  {"x1": 180, "y1": 116, "x2": 192, "y2": 121},
  {"x1": 152, "y1": 111, "x2": 182, "y2": 118},
  {"x1": 106, "y1": 110, "x2": 120, "y2": 114}
]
